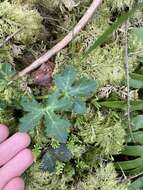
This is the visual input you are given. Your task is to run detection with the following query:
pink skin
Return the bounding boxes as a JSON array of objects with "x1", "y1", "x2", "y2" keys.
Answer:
[
  {"x1": 0, "y1": 125, "x2": 33, "y2": 190},
  {"x1": 0, "y1": 125, "x2": 9, "y2": 143},
  {"x1": 3, "y1": 178, "x2": 25, "y2": 190}
]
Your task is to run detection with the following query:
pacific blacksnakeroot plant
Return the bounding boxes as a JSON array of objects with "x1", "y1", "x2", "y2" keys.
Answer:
[{"x1": 0, "y1": 63, "x2": 96, "y2": 172}]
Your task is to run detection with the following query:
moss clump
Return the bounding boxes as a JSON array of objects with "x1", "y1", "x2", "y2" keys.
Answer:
[
  {"x1": 55, "y1": 1, "x2": 143, "y2": 86},
  {"x1": 77, "y1": 111, "x2": 126, "y2": 156},
  {"x1": 0, "y1": 1, "x2": 42, "y2": 44},
  {"x1": 56, "y1": 38, "x2": 141, "y2": 86},
  {"x1": 73, "y1": 163, "x2": 129, "y2": 190},
  {"x1": 26, "y1": 162, "x2": 129, "y2": 190},
  {"x1": 25, "y1": 163, "x2": 68, "y2": 190},
  {"x1": 106, "y1": 0, "x2": 134, "y2": 10},
  {"x1": 0, "y1": 0, "x2": 42, "y2": 64}
]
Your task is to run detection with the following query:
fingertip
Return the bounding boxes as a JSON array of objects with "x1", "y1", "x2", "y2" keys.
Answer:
[
  {"x1": 14, "y1": 132, "x2": 31, "y2": 146},
  {"x1": 0, "y1": 124, "x2": 9, "y2": 143},
  {"x1": 0, "y1": 132, "x2": 31, "y2": 167},
  {"x1": 3, "y1": 177, "x2": 25, "y2": 190},
  {"x1": 22, "y1": 148, "x2": 34, "y2": 165},
  {"x1": 0, "y1": 149, "x2": 34, "y2": 189}
]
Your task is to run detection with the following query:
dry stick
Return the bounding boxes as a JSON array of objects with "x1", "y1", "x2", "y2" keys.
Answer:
[
  {"x1": 17, "y1": 0, "x2": 102, "y2": 78},
  {"x1": 0, "y1": 27, "x2": 23, "y2": 48},
  {"x1": 124, "y1": 22, "x2": 135, "y2": 142}
]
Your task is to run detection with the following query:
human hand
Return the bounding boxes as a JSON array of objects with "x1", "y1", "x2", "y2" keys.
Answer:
[{"x1": 0, "y1": 124, "x2": 33, "y2": 190}]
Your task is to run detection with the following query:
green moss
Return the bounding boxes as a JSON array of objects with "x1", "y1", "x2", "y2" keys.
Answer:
[
  {"x1": 77, "y1": 111, "x2": 126, "y2": 156},
  {"x1": 56, "y1": 38, "x2": 141, "y2": 86},
  {"x1": 55, "y1": 17, "x2": 143, "y2": 87},
  {"x1": 0, "y1": 1, "x2": 42, "y2": 44},
  {"x1": 0, "y1": 0, "x2": 42, "y2": 64},
  {"x1": 26, "y1": 162, "x2": 129, "y2": 190},
  {"x1": 25, "y1": 163, "x2": 68, "y2": 190},
  {"x1": 106, "y1": 0, "x2": 134, "y2": 10},
  {"x1": 73, "y1": 163, "x2": 129, "y2": 190}
]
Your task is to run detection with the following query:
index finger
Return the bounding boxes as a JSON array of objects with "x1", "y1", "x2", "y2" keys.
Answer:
[{"x1": 0, "y1": 125, "x2": 9, "y2": 144}]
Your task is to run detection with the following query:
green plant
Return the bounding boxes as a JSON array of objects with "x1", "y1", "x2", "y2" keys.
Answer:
[
  {"x1": 19, "y1": 65, "x2": 96, "y2": 143},
  {"x1": 0, "y1": 64, "x2": 96, "y2": 173}
]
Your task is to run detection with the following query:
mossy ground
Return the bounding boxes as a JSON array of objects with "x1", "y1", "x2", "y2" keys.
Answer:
[{"x1": 0, "y1": 0, "x2": 143, "y2": 189}]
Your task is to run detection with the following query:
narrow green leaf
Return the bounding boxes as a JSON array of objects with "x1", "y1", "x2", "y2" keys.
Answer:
[
  {"x1": 99, "y1": 100, "x2": 143, "y2": 111},
  {"x1": 132, "y1": 27, "x2": 143, "y2": 42},
  {"x1": 129, "y1": 177, "x2": 143, "y2": 190},
  {"x1": 127, "y1": 167, "x2": 143, "y2": 175},
  {"x1": 115, "y1": 157, "x2": 143, "y2": 170},
  {"x1": 41, "y1": 152, "x2": 56, "y2": 172},
  {"x1": 128, "y1": 131, "x2": 143, "y2": 144},
  {"x1": 69, "y1": 78, "x2": 96, "y2": 97},
  {"x1": 99, "y1": 101, "x2": 127, "y2": 109},
  {"x1": 122, "y1": 146, "x2": 143, "y2": 156},
  {"x1": 131, "y1": 115, "x2": 143, "y2": 131},
  {"x1": 45, "y1": 112, "x2": 71, "y2": 143},
  {"x1": 84, "y1": 3, "x2": 143, "y2": 57},
  {"x1": 130, "y1": 73, "x2": 143, "y2": 89}
]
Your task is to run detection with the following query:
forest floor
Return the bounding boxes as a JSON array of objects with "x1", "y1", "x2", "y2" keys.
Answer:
[{"x1": 1, "y1": 0, "x2": 143, "y2": 190}]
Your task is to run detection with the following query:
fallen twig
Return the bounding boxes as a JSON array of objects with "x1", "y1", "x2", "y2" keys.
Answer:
[
  {"x1": 124, "y1": 22, "x2": 135, "y2": 142},
  {"x1": 16, "y1": 0, "x2": 102, "y2": 77},
  {"x1": 0, "y1": 27, "x2": 23, "y2": 48}
]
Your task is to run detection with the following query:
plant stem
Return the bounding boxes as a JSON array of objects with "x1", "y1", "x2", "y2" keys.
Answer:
[
  {"x1": 124, "y1": 22, "x2": 135, "y2": 142},
  {"x1": 16, "y1": 0, "x2": 102, "y2": 78}
]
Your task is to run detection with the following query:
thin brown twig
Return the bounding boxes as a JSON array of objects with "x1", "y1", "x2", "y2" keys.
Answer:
[
  {"x1": 128, "y1": 171, "x2": 143, "y2": 180},
  {"x1": 16, "y1": 0, "x2": 102, "y2": 78},
  {"x1": 124, "y1": 22, "x2": 135, "y2": 142},
  {"x1": 0, "y1": 27, "x2": 23, "y2": 48}
]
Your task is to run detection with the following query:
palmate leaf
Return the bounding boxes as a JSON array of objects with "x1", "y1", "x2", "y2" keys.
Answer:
[
  {"x1": 54, "y1": 66, "x2": 96, "y2": 97},
  {"x1": 47, "y1": 92, "x2": 72, "y2": 112},
  {"x1": 41, "y1": 152, "x2": 56, "y2": 173},
  {"x1": 69, "y1": 78, "x2": 96, "y2": 97},
  {"x1": 44, "y1": 111, "x2": 71, "y2": 143},
  {"x1": 50, "y1": 143, "x2": 72, "y2": 162},
  {"x1": 19, "y1": 66, "x2": 96, "y2": 142},
  {"x1": 54, "y1": 65, "x2": 96, "y2": 114},
  {"x1": 73, "y1": 98, "x2": 86, "y2": 114},
  {"x1": 54, "y1": 65, "x2": 76, "y2": 91},
  {"x1": 19, "y1": 94, "x2": 71, "y2": 143},
  {"x1": 19, "y1": 97, "x2": 43, "y2": 132},
  {"x1": 41, "y1": 144, "x2": 72, "y2": 173}
]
